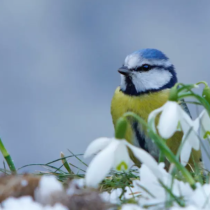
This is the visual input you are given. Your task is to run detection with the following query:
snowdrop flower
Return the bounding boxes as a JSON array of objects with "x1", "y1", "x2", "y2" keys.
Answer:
[
  {"x1": 199, "y1": 109, "x2": 210, "y2": 138},
  {"x1": 135, "y1": 163, "x2": 193, "y2": 209},
  {"x1": 84, "y1": 137, "x2": 160, "y2": 188},
  {"x1": 148, "y1": 101, "x2": 190, "y2": 139},
  {"x1": 149, "y1": 100, "x2": 201, "y2": 166},
  {"x1": 189, "y1": 183, "x2": 210, "y2": 209},
  {"x1": 180, "y1": 114, "x2": 200, "y2": 166}
]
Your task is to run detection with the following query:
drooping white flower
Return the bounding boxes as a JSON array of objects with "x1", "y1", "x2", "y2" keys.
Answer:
[
  {"x1": 199, "y1": 109, "x2": 210, "y2": 138},
  {"x1": 136, "y1": 162, "x2": 210, "y2": 209},
  {"x1": 148, "y1": 100, "x2": 201, "y2": 166},
  {"x1": 135, "y1": 163, "x2": 194, "y2": 209},
  {"x1": 84, "y1": 137, "x2": 160, "y2": 188},
  {"x1": 179, "y1": 114, "x2": 200, "y2": 166},
  {"x1": 197, "y1": 109, "x2": 210, "y2": 171},
  {"x1": 188, "y1": 183, "x2": 210, "y2": 209},
  {"x1": 148, "y1": 101, "x2": 189, "y2": 139}
]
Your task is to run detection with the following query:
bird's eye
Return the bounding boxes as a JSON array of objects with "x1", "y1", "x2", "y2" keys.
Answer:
[
  {"x1": 135, "y1": 64, "x2": 151, "y2": 71},
  {"x1": 142, "y1": 64, "x2": 150, "y2": 70}
]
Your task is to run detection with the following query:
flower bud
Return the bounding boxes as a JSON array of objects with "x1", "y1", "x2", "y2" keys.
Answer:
[
  {"x1": 60, "y1": 152, "x2": 73, "y2": 174},
  {"x1": 115, "y1": 117, "x2": 128, "y2": 139}
]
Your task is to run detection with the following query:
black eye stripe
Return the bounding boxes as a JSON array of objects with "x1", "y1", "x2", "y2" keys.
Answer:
[
  {"x1": 132, "y1": 65, "x2": 166, "y2": 71},
  {"x1": 134, "y1": 64, "x2": 152, "y2": 71}
]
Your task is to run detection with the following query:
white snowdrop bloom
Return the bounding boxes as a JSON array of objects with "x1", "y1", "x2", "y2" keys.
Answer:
[
  {"x1": 135, "y1": 163, "x2": 169, "y2": 208},
  {"x1": 84, "y1": 137, "x2": 160, "y2": 188},
  {"x1": 0, "y1": 196, "x2": 68, "y2": 210},
  {"x1": 121, "y1": 204, "x2": 144, "y2": 210},
  {"x1": 148, "y1": 101, "x2": 186, "y2": 139},
  {"x1": 189, "y1": 183, "x2": 210, "y2": 209},
  {"x1": 197, "y1": 109, "x2": 210, "y2": 171},
  {"x1": 134, "y1": 163, "x2": 194, "y2": 209},
  {"x1": 34, "y1": 176, "x2": 63, "y2": 205},
  {"x1": 179, "y1": 113, "x2": 200, "y2": 166},
  {"x1": 149, "y1": 100, "x2": 201, "y2": 166},
  {"x1": 199, "y1": 109, "x2": 210, "y2": 138}
]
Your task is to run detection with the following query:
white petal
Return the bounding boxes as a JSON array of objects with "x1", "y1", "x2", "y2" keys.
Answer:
[
  {"x1": 200, "y1": 109, "x2": 210, "y2": 137},
  {"x1": 189, "y1": 184, "x2": 210, "y2": 209},
  {"x1": 180, "y1": 140, "x2": 192, "y2": 166},
  {"x1": 201, "y1": 139, "x2": 210, "y2": 171},
  {"x1": 180, "y1": 110, "x2": 194, "y2": 134},
  {"x1": 188, "y1": 132, "x2": 200, "y2": 151},
  {"x1": 148, "y1": 106, "x2": 163, "y2": 132},
  {"x1": 85, "y1": 140, "x2": 119, "y2": 188},
  {"x1": 158, "y1": 101, "x2": 180, "y2": 139},
  {"x1": 114, "y1": 142, "x2": 130, "y2": 171},
  {"x1": 181, "y1": 114, "x2": 200, "y2": 150},
  {"x1": 125, "y1": 141, "x2": 162, "y2": 179},
  {"x1": 84, "y1": 137, "x2": 112, "y2": 158}
]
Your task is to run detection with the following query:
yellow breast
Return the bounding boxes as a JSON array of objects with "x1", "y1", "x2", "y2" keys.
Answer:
[
  {"x1": 111, "y1": 87, "x2": 170, "y2": 121},
  {"x1": 111, "y1": 87, "x2": 170, "y2": 142}
]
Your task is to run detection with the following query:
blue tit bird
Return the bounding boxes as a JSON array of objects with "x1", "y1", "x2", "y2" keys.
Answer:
[{"x1": 111, "y1": 48, "x2": 201, "y2": 169}]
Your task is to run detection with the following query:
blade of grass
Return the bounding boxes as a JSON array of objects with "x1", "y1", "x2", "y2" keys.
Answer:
[
  {"x1": 67, "y1": 149, "x2": 87, "y2": 167},
  {"x1": 61, "y1": 152, "x2": 74, "y2": 174},
  {"x1": 0, "y1": 138, "x2": 16, "y2": 173}
]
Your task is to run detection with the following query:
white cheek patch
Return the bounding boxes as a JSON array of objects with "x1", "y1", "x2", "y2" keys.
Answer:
[{"x1": 131, "y1": 69, "x2": 172, "y2": 92}]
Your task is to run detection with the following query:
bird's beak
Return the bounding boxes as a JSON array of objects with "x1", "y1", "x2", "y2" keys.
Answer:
[{"x1": 118, "y1": 66, "x2": 130, "y2": 76}]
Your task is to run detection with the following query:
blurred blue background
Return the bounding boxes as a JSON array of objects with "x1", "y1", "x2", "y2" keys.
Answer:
[{"x1": 0, "y1": 0, "x2": 210, "y2": 172}]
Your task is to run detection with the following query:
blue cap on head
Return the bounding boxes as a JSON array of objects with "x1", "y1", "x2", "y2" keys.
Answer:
[{"x1": 132, "y1": 48, "x2": 168, "y2": 60}]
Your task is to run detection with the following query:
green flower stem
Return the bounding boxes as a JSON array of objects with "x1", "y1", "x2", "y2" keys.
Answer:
[
  {"x1": 159, "y1": 179, "x2": 185, "y2": 207},
  {"x1": 0, "y1": 139, "x2": 16, "y2": 173},
  {"x1": 196, "y1": 81, "x2": 208, "y2": 87},
  {"x1": 123, "y1": 112, "x2": 196, "y2": 188},
  {"x1": 159, "y1": 151, "x2": 165, "y2": 163},
  {"x1": 178, "y1": 93, "x2": 210, "y2": 115},
  {"x1": 177, "y1": 84, "x2": 197, "y2": 94},
  {"x1": 169, "y1": 83, "x2": 195, "y2": 101},
  {"x1": 169, "y1": 83, "x2": 195, "y2": 95}
]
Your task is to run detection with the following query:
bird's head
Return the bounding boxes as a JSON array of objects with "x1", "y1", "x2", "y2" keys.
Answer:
[{"x1": 118, "y1": 49, "x2": 177, "y2": 95}]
